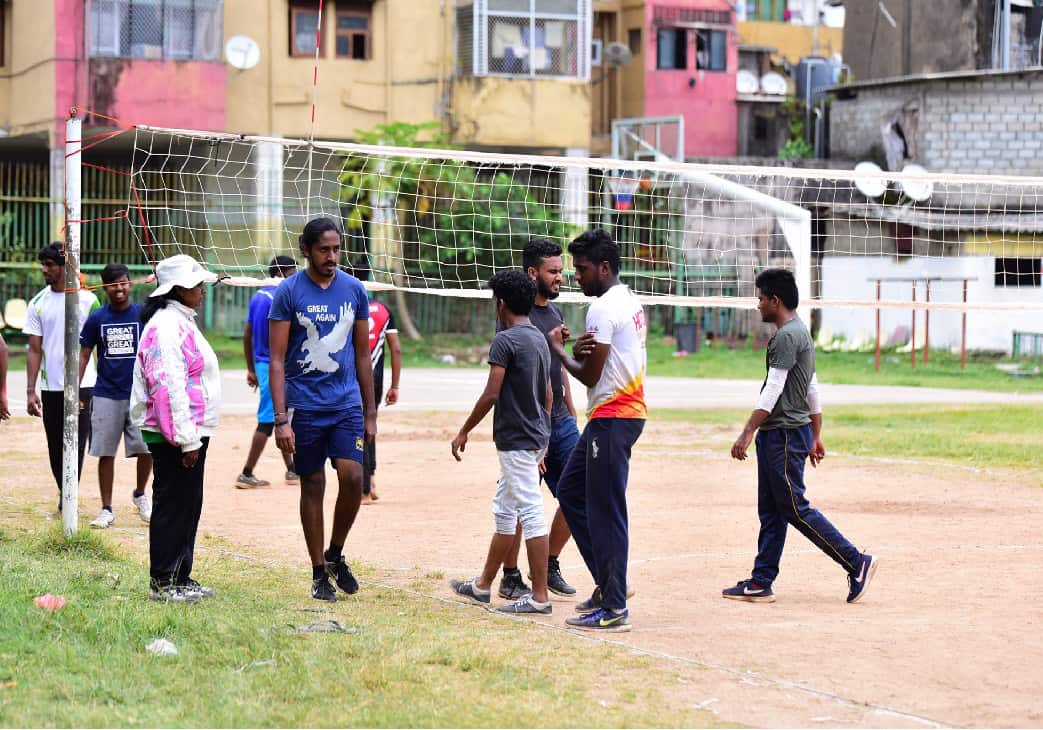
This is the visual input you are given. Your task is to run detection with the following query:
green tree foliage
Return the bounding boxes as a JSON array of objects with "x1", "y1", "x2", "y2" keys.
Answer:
[{"x1": 338, "y1": 122, "x2": 566, "y2": 286}]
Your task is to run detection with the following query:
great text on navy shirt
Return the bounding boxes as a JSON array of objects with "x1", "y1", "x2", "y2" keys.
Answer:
[
  {"x1": 268, "y1": 269, "x2": 370, "y2": 411},
  {"x1": 79, "y1": 302, "x2": 143, "y2": 400}
]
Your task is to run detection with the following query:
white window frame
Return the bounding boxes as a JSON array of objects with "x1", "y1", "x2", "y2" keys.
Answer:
[
  {"x1": 88, "y1": 0, "x2": 223, "y2": 61},
  {"x1": 466, "y1": 0, "x2": 591, "y2": 80}
]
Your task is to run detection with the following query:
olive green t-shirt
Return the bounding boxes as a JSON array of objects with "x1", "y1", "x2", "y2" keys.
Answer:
[{"x1": 759, "y1": 317, "x2": 815, "y2": 431}]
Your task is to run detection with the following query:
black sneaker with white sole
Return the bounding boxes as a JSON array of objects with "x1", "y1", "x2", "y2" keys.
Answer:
[
  {"x1": 722, "y1": 579, "x2": 776, "y2": 603},
  {"x1": 846, "y1": 554, "x2": 879, "y2": 603},
  {"x1": 451, "y1": 578, "x2": 491, "y2": 604},
  {"x1": 177, "y1": 578, "x2": 215, "y2": 599},
  {"x1": 498, "y1": 570, "x2": 531, "y2": 600},
  {"x1": 311, "y1": 576, "x2": 337, "y2": 602},
  {"x1": 496, "y1": 595, "x2": 552, "y2": 614},
  {"x1": 324, "y1": 553, "x2": 359, "y2": 595},
  {"x1": 149, "y1": 583, "x2": 202, "y2": 604}
]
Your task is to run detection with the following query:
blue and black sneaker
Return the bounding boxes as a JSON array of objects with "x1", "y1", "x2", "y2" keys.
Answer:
[
  {"x1": 722, "y1": 579, "x2": 776, "y2": 603},
  {"x1": 565, "y1": 607, "x2": 631, "y2": 633},
  {"x1": 846, "y1": 554, "x2": 879, "y2": 603},
  {"x1": 574, "y1": 587, "x2": 603, "y2": 613},
  {"x1": 450, "y1": 577, "x2": 491, "y2": 605}
]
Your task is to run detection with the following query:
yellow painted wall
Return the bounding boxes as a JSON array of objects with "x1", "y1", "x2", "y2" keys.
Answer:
[
  {"x1": 225, "y1": 0, "x2": 589, "y2": 150},
  {"x1": 620, "y1": 1, "x2": 645, "y2": 119},
  {"x1": 224, "y1": 0, "x2": 449, "y2": 140},
  {"x1": 0, "y1": 0, "x2": 58, "y2": 142},
  {"x1": 450, "y1": 77, "x2": 591, "y2": 150},
  {"x1": 737, "y1": 20, "x2": 843, "y2": 63}
]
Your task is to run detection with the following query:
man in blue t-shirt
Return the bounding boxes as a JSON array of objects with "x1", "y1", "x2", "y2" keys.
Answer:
[
  {"x1": 78, "y1": 262, "x2": 152, "y2": 528},
  {"x1": 236, "y1": 255, "x2": 299, "y2": 489},
  {"x1": 269, "y1": 217, "x2": 377, "y2": 602}
]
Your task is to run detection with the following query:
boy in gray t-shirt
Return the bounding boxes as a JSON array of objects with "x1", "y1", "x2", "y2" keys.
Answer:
[
  {"x1": 726, "y1": 269, "x2": 879, "y2": 605},
  {"x1": 450, "y1": 270, "x2": 554, "y2": 614}
]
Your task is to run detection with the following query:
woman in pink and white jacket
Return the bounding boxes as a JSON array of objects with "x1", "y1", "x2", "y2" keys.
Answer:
[{"x1": 130, "y1": 255, "x2": 222, "y2": 604}]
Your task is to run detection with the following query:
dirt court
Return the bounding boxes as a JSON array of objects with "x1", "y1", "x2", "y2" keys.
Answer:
[{"x1": 4, "y1": 406, "x2": 1042, "y2": 729}]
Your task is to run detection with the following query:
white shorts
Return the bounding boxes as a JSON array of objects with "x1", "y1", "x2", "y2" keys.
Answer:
[
  {"x1": 493, "y1": 449, "x2": 548, "y2": 540},
  {"x1": 89, "y1": 397, "x2": 149, "y2": 458}
]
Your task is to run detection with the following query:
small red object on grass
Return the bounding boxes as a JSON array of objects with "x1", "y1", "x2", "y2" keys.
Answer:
[{"x1": 34, "y1": 594, "x2": 66, "y2": 611}]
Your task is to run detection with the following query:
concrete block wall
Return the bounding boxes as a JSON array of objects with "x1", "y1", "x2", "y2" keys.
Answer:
[{"x1": 829, "y1": 71, "x2": 1043, "y2": 176}]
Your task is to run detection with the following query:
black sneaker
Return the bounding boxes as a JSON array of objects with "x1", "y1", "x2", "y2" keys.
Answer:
[
  {"x1": 450, "y1": 577, "x2": 491, "y2": 604},
  {"x1": 177, "y1": 578, "x2": 215, "y2": 599},
  {"x1": 311, "y1": 576, "x2": 337, "y2": 602},
  {"x1": 722, "y1": 579, "x2": 776, "y2": 603},
  {"x1": 496, "y1": 595, "x2": 552, "y2": 615},
  {"x1": 498, "y1": 571, "x2": 531, "y2": 600},
  {"x1": 149, "y1": 583, "x2": 201, "y2": 604},
  {"x1": 846, "y1": 554, "x2": 879, "y2": 603},
  {"x1": 546, "y1": 557, "x2": 576, "y2": 596},
  {"x1": 325, "y1": 554, "x2": 359, "y2": 595}
]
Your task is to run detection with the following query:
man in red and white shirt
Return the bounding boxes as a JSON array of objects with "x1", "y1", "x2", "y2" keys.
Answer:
[
  {"x1": 363, "y1": 299, "x2": 401, "y2": 502},
  {"x1": 548, "y1": 229, "x2": 646, "y2": 633}
]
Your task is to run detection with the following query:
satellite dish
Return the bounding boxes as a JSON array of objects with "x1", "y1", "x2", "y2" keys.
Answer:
[
  {"x1": 760, "y1": 72, "x2": 788, "y2": 95},
  {"x1": 737, "y1": 69, "x2": 759, "y2": 94},
  {"x1": 603, "y1": 42, "x2": 633, "y2": 67},
  {"x1": 854, "y1": 161, "x2": 887, "y2": 199},
  {"x1": 225, "y1": 35, "x2": 261, "y2": 71},
  {"x1": 899, "y1": 163, "x2": 934, "y2": 202}
]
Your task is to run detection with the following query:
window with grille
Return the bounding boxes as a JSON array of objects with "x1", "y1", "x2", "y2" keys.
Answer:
[
  {"x1": 89, "y1": 0, "x2": 222, "y2": 61},
  {"x1": 456, "y1": 0, "x2": 592, "y2": 80},
  {"x1": 290, "y1": 1, "x2": 322, "y2": 57},
  {"x1": 335, "y1": 4, "x2": 371, "y2": 60}
]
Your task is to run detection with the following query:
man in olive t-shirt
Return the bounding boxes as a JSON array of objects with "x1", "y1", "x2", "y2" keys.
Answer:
[{"x1": 725, "y1": 269, "x2": 878, "y2": 605}]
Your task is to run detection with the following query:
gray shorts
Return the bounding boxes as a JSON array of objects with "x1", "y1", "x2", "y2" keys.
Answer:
[{"x1": 89, "y1": 397, "x2": 149, "y2": 458}]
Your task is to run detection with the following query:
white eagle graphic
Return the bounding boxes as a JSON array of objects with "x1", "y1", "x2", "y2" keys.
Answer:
[{"x1": 296, "y1": 302, "x2": 354, "y2": 373}]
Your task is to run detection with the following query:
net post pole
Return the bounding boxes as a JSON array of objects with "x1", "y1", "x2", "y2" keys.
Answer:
[
  {"x1": 961, "y1": 279, "x2": 968, "y2": 370},
  {"x1": 874, "y1": 279, "x2": 881, "y2": 372},
  {"x1": 924, "y1": 279, "x2": 931, "y2": 365},
  {"x1": 62, "y1": 111, "x2": 81, "y2": 537},
  {"x1": 910, "y1": 281, "x2": 917, "y2": 369}
]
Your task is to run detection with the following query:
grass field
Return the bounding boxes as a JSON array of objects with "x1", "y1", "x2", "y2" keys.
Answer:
[
  {"x1": 0, "y1": 511, "x2": 722, "y2": 728},
  {"x1": 652, "y1": 403, "x2": 1043, "y2": 475},
  {"x1": 6, "y1": 329, "x2": 1041, "y2": 392}
]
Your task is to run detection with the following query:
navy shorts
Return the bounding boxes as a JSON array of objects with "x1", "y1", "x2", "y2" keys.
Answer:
[
  {"x1": 290, "y1": 407, "x2": 365, "y2": 476},
  {"x1": 543, "y1": 414, "x2": 581, "y2": 498}
]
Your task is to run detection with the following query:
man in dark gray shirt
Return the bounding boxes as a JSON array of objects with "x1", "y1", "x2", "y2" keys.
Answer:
[
  {"x1": 725, "y1": 268, "x2": 879, "y2": 605},
  {"x1": 496, "y1": 239, "x2": 581, "y2": 602},
  {"x1": 450, "y1": 270, "x2": 554, "y2": 614}
]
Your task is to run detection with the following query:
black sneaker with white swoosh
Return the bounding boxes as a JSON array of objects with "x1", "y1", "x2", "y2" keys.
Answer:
[
  {"x1": 846, "y1": 553, "x2": 879, "y2": 603},
  {"x1": 722, "y1": 579, "x2": 776, "y2": 603}
]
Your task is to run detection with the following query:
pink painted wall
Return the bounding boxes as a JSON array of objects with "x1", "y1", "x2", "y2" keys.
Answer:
[
  {"x1": 643, "y1": 0, "x2": 738, "y2": 158},
  {"x1": 55, "y1": 0, "x2": 85, "y2": 146},
  {"x1": 90, "y1": 61, "x2": 226, "y2": 132},
  {"x1": 53, "y1": 0, "x2": 225, "y2": 142}
]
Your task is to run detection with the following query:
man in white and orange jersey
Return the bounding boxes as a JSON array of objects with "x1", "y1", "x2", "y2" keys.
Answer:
[{"x1": 547, "y1": 229, "x2": 646, "y2": 633}]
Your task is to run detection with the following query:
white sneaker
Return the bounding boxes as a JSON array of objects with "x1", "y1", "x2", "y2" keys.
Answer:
[
  {"x1": 89, "y1": 509, "x2": 115, "y2": 529},
  {"x1": 132, "y1": 493, "x2": 152, "y2": 523}
]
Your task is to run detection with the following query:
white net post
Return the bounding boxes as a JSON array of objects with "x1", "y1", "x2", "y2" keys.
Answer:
[{"x1": 62, "y1": 114, "x2": 82, "y2": 536}]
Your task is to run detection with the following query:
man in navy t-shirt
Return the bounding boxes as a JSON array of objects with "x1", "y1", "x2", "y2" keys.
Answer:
[
  {"x1": 236, "y1": 255, "x2": 298, "y2": 489},
  {"x1": 269, "y1": 217, "x2": 377, "y2": 602},
  {"x1": 78, "y1": 262, "x2": 152, "y2": 528}
]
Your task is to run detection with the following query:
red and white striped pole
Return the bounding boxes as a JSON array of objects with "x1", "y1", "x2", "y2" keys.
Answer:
[{"x1": 305, "y1": 0, "x2": 325, "y2": 219}]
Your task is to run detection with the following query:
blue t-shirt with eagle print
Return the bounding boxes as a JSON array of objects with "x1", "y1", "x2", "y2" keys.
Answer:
[{"x1": 269, "y1": 269, "x2": 369, "y2": 411}]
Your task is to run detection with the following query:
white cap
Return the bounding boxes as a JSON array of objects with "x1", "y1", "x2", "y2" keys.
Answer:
[{"x1": 150, "y1": 254, "x2": 216, "y2": 298}]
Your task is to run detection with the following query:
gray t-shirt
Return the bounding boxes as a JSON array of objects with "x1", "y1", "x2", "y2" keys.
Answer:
[
  {"x1": 488, "y1": 322, "x2": 552, "y2": 451},
  {"x1": 498, "y1": 302, "x2": 570, "y2": 420},
  {"x1": 759, "y1": 317, "x2": 815, "y2": 431}
]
